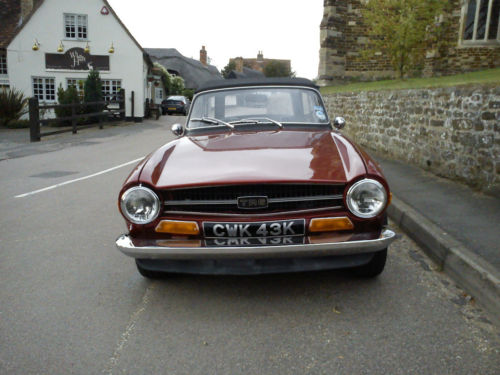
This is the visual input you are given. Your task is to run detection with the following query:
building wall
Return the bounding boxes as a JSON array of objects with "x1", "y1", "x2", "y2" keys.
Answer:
[
  {"x1": 7, "y1": 0, "x2": 147, "y2": 117},
  {"x1": 323, "y1": 85, "x2": 500, "y2": 195},
  {"x1": 424, "y1": 0, "x2": 500, "y2": 77},
  {"x1": 229, "y1": 54, "x2": 291, "y2": 74},
  {"x1": 318, "y1": 0, "x2": 500, "y2": 85}
]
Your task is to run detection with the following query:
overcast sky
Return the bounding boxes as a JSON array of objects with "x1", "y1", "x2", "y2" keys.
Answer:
[{"x1": 107, "y1": 0, "x2": 324, "y2": 79}]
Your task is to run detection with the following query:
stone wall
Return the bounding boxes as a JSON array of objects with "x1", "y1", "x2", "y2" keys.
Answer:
[{"x1": 323, "y1": 85, "x2": 500, "y2": 195}]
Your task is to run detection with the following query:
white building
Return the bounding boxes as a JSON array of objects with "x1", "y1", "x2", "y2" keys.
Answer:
[{"x1": 0, "y1": 0, "x2": 160, "y2": 120}]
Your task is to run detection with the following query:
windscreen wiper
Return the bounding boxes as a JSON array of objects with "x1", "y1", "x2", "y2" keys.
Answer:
[
  {"x1": 190, "y1": 117, "x2": 234, "y2": 129},
  {"x1": 229, "y1": 117, "x2": 283, "y2": 128}
]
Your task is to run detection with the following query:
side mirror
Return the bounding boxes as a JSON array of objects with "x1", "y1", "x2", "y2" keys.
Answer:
[
  {"x1": 333, "y1": 116, "x2": 346, "y2": 130},
  {"x1": 171, "y1": 123, "x2": 184, "y2": 137}
]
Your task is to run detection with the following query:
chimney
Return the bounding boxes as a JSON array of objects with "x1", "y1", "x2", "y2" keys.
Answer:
[
  {"x1": 257, "y1": 50, "x2": 264, "y2": 61},
  {"x1": 235, "y1": 57, "x2": 243, "y2": 73},
  {"x1": 21, "y1": 0, "x2": 34, "y2": 21},
  {"x1": 200, "y1": 45, "x2": 207, "y2": 66}
]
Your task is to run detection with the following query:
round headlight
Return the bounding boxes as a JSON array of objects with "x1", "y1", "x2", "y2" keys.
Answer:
[
  {"x1": 346, "y1": 179, "x2": 387, "y2": 218},
  {"x1": 120, "y1": 186, "x2": 160, "y2": 224}
]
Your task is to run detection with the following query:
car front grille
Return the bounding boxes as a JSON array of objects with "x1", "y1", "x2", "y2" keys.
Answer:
[{"x1": 162, "y1": 184, "x2": 345, "y2": 216}]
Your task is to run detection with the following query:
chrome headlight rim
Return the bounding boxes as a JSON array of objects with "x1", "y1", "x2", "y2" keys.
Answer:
[
  {"x1": 120, "y1": 185, "x2": 161, "y2": 225},
  {"x1": 346, "y1": 179, "x2": 387, "y2": 219}
]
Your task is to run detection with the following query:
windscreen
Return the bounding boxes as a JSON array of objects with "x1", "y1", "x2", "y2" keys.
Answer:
[{"x1": 188, "y1": 87, "x2": 329, "y2": 129}]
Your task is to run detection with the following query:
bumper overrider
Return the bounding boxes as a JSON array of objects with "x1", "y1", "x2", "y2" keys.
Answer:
[{"x1": 115, "y1": 229, "x2": 396, "y2": 260}]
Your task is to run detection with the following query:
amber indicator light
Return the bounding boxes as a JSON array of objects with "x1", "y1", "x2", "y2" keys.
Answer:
[
  {"x1": 309, "y1": 217, "x2": 354, "y2": 233},
  {"x1": 155, "y1": 220, "x2": 200, "y2": 235}
]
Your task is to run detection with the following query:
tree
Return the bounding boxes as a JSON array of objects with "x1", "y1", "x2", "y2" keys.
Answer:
[
  {"x1": 154, "y1": 62, "x2": 173, "y2": 94},
  {"x1": 83, "y1": 69, "x2": 103, "y2": 113},
  {"x1": 170, "y1": 76, "x2": 185, "y2": 95},
  {"x1": 362, "y1": 0, "x2": 449, "y2": 78},
  {"x1": 55, "y1": 84, "x2": 80, "y2": 126},
  {"x1": 221, "y1": 60, "x2": 236, "y2": 79},
  {"x1": 263, "y1": 61, "x2": 294, "y2": 78}
]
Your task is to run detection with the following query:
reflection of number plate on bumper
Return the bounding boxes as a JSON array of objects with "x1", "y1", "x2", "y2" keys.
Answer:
[
  {"x1": 205, "y1": 236, "x2": 304, "y2": 247},
  {"x1": 203, "y1": 219, "x2": 305, "y2": 238}
]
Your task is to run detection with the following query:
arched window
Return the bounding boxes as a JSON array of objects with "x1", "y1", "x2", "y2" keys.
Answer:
[{"x1": 462, "y1": 0, "x2": 500, "y2": 43}]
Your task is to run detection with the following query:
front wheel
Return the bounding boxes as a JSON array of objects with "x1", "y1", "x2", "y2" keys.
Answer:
[
  {"x1": 135, "y1": 259, "x2": 166, "y2": 279},
  {"x1": 352, "y1": 249, "x2": 387, "y2": 278}
]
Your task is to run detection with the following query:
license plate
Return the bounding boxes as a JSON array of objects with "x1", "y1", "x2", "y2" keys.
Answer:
[
  {"x1": 205, "y1": 236, "x2": 304, "y2": 247},
  {"x1": 168, "y1": 107, "x2": 176, "y2": 110},
  {"x1": 203, "y1": 219, "x2": 305, "y2": 238}
]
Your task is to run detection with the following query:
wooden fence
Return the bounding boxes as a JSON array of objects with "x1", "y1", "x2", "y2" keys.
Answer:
[{"x1": 29, "y1": 89, "x2": 128, "y2": 142}]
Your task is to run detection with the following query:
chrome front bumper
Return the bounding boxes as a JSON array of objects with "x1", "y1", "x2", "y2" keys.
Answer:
[{"x1": 116, "y1": 229, "x2": 396, "y2": 260}]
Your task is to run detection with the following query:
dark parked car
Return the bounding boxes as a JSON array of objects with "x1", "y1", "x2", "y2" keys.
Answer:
[
  {"x1": 116, "y1": 78, "x2": 395, "y2": 278},
  {"x1": 161, "y1": 95, "x2": 190, "y2": 115}
]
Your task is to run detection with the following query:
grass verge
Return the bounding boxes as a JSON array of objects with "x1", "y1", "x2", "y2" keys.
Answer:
[{"x1": 320, "y1": 68, "x2": 500, "y2": 94}]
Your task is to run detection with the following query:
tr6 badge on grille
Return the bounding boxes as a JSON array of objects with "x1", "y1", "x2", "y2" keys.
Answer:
[{"x1": 237, "y1": 196, "x2": 268, "y2": 209}]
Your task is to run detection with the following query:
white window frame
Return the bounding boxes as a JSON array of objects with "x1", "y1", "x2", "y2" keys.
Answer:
[
  {"x1": 460, "y1": 0, "x2": 500, "y2": 46},
  {"x1": 32, "y1": 77, "x2": 56, "y2": 102},
  {"x1": 102, "y1": 79, "x2": 122, "y2": 102},
  {"x1": 0, "y1": 51, "x2": 7, "y2": 76},
  {"x1": 64, "y1": 13, "x2": 88, "y2": 40}
]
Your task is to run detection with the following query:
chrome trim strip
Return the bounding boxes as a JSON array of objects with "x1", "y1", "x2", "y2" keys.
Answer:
[
  {"x1": 115, "y1": 229, "x2": 396, "y2": 260},
  {"x1": 166, "y1": 183, "x2": 345, "y2": 191},
  {"x1": 163, "y1": 206, "x2": 343, "y2": 217},
  {"x1": 164, "y1": 194, "x2": 344, "y2": 206},
  {"x1": 165, "y1": 199, "x2": 238, "y2": 206}
]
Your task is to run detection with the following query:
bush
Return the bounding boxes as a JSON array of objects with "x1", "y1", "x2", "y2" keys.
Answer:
[
  {"x1": 54, "y1": 84, "x2": 80, "y2": 126},
  {"x1": 182, "y1": 89, "x2": 194, "y2": 101},
  {"x1": 83, "y1": 69, "x2": 104, "y2": 114},
  {"x1": 0, "y1": 88, "x2": 28, "y2": 127}
]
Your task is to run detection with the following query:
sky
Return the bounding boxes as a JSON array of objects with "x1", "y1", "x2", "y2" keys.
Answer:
[{"x1": 107, "y1": 0, "x2": 324, "y2": 80}]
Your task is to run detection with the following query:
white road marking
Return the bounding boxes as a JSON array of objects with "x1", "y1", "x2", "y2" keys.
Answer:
[{"x1": 14, "y1": 157, "x2": 144, "y2": 198}]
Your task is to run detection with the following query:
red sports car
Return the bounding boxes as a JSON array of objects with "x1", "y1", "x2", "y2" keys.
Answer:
[{"x1": 116, "y1": 78, "x2": 396, "y2": 277}]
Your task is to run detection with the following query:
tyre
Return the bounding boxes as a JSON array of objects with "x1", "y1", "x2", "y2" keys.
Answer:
[
  {"x1": 135, "y1": 259, "x2": 165, "y2": 279},
  {"x1": 352, "y1": 249, "x2": 387, "y2": 278},
  {"x1": 162, "y1": 109, "x2": 167, "y2": 115}
]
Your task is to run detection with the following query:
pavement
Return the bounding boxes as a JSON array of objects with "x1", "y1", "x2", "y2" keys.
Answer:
[
  {"x1": 1, "y1": 124, "x2": 499, "y2": 322},
  {"x1": 372, "y1": 151, "x2": 500, "y2": 324}
]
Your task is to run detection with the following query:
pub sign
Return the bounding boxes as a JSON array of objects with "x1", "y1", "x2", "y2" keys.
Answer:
[{"x1": 45, "y1": 47, "x2": 110, "y2": 71}]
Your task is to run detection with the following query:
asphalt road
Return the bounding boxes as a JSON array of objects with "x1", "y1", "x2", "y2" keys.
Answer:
[{"x1": 0, "y1": 116, "x2": 498, "y2": 375}]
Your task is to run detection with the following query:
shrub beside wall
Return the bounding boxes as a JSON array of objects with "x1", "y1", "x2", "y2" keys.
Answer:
[{"x1": 323, "y1": 85, "x2": 500, "y2": 195}]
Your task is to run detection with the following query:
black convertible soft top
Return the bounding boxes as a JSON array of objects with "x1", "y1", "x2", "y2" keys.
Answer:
[{"x1": 195, "y1": 77, "x2": 319, "y2": 94}]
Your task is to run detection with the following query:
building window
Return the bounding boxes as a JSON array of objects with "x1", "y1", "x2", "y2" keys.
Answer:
[
  {"x1": 102, "y1": 79, "x2": 122, "y2": 101},
  {"x1": 64, "y1": 14, "x2": 88, "y2": 40},
  {"x1": 32, "y1": 77, "x2": 56, "y2": 102},
  {"x1": 67, "y1": 78, "x2": 85, "y2": 99},
  {"x1": 155, "y1": 87, "x2": 163, "y2": 100},
  {"x1": 462, "y1": 0, "x2": 500, "y2": 43},
  {"x1": 0, "y1": 51, "x2": 7, "y2": 75}
]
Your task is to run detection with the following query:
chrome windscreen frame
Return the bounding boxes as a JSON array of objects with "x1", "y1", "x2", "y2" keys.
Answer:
[{"x1": 185, "y1": 85, "x2": 331, "y2": 132}]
